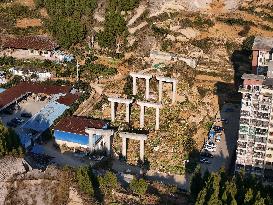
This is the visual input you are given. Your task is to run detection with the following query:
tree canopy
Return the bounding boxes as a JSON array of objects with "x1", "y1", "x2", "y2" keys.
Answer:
[
  {"x1": 192, "y1": 169, "x2": 273, "y2": 205},
  {"x1": 0, "y1": 122, "x2": 24, "y2": 157}
]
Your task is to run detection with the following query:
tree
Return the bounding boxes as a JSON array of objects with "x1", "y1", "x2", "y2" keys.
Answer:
[
  {"x1": 242, "y1": 36, "x2": 255, "y2": 51},
  {"x1": 129, "y1": 178, "x2": 148, "y2": 196},
  {"x1": 76, "y1": 166, "x2": 94, "y2": 196},
  {"x1": 98, "y1": 11, "x2": 127, "y2": 49},
  {"x1": 244, "y1": 188, "x2": 254, "y2": 205},
  {"x1": 0, "y1": 122, "x2": 23, "y2": 157},
  {"x1": 195, "y1": 188, "x2": 207, "y2": 205},
  {"x1": 190, "y1": 165, "x2": 203, "y2": 201},
  {"x1": 98, "y1": 171, "x2": 118, "y2": 194}
]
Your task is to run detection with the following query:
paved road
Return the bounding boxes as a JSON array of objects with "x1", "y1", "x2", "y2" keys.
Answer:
[{"x1": 200, "y1": 103, "x2": 240, "y2": 173}]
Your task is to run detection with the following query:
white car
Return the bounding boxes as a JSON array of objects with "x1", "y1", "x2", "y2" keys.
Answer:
[
  {"x1": 205, "y1": 141, "x2": 217, "y2": 148},
  {"x1": 204, "y1": 146, "x2": 216, "y2": 152}
]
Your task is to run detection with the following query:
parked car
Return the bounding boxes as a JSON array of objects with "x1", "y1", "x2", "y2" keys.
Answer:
[
  {"x1": 200, "y1": 151, "x2": 213, "y2": 158},
  {"x1": 200, "y1": 158, "x2": 211, "y2": 164},
  {"x1": 213, "y1": 126, "x2": 224, "y2": 133},
  {"x1": 11, "y1": 118, "x2": 24, "y2": 125},
  {"x1": 21, "y1": 112, "x2": 32, "y2": 118},
  {"x1": 204, "y1": 146, "x2": 216, "y2": 152},
  {"x1": 215, "y1": 135, "x2": 221, "y2": 142},
  {"x1": 217, "y1": 118, "x2": 228, "y2": 124},
  {"x1": 205, "y1": 141, "x2": 217, "y2": 148}
]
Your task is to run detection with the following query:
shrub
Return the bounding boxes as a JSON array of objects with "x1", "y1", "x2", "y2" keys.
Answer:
[
  {"x1": 98, "y1": 171, "x2": 118, "y2": 194},
  {"x1": 242, "y1": 36, "x2": 255, "y2": 51},
  {"x1": 129, "y1": 178, "x2": 148, "y2": 196},
  {"x1": 151, "y1": 24, "x2": 168, "y2": 36},
  {"x1": 76, "y1": 166, "x2": 95, "y2": 196},
  {"x1": 123, "y1": 76, "x2": 133, "y2": 96}
]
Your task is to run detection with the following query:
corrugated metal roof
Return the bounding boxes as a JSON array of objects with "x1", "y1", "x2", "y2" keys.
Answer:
[
  {"x1": 2, "y1": 35, "x2": 59, "y2": 51},
  {"x1": 252, "y1": 36, "x2": 273, "y2": 51},
  {"x1": 54, "y1": 116, "x2": 107, "y2": 135},
  {"x1": 0, "y1": 82, "x2": 71, "y2": 109}
]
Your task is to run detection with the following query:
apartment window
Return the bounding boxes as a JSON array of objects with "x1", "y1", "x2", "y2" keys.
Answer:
[{"x1": 266, "y1": 154, "x2": 272, "y2": 158}]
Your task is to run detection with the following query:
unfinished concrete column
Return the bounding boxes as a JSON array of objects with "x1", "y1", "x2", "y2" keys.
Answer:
[
  {"x1": 132, "y1": 76, "x2": 137, "y2": 95},
  {"x1": 104, "y1": 134, "x2": 111, "y2": 155},
  {"x1": 110, "y1": 101, "x2": 115, "y2": 122},
  {"x1": 122, "y1": 137, "x2": 127, "y2": 159},
  {"x1": 108, "y1": 97, "x2": 133, "y2": 123},
  {"x1": 155, "y1": 107, "x2": 160, "y2": 130},
  {"x1": 120, "y1": 132, "x2": 148, "y2": 162},
  {"x1": 145, "y1": 77, "x2": 150, "y2": 99},
  {"x1": 130, "y1": 73, "x2": 152, "y2": 99},
  {"x1": 140, "y1": 139, "x2": 145, "y2": 161},
  {"x1": 125, "y1": 103, "x2": 130, "y2": 123},
  {"x1": 85, "y1": 128, "x2": 114, "y2": 156},
  {"x1": 158, "y1": 80, "x2": 163, "y2": 102},
  {"x1": 137, "y1": 101, "x2": 162, "y2": 130},
  {"x1": 140, "y1": 104, "x2": 145, "y2": 128},
  {"x1": 172, "y1": 80, "x2": 177, "y2": 104},
  {"x1": 156, "y1": 76, "x2": 178, "y2": 104}
]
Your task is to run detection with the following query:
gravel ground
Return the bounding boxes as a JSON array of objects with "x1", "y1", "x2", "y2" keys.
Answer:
[{"x1": 0, "y1": 157, "x2": 26, "y2": 205}]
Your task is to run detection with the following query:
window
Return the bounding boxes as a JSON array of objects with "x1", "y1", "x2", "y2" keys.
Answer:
[{"x1": 266, "y1": 154, "x2": 272, "y2": 158}]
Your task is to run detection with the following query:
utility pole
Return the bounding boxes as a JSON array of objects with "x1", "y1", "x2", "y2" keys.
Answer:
[{"x1": 76, "y1": 60, "x2": 80, "y2": 82}]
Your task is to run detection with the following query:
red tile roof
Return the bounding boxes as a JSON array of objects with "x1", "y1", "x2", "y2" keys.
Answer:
[
  {"x1": 2, "y1": 36, "x2": 59, "y2": 51},
  {"x1": 54, "y1": 116, "x2": 107, "y2": 135},
  {"x1": 57, "y1": 93, "x2": 80, "y2": 106},
  {"x1": 0, "y1": 82, "x2": 71, "y2": 109}
]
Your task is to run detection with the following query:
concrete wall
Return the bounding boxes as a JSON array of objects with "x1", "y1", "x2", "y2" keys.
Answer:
[{"x1": 54, "y1": 130, "x2": 89, "y2": 146}]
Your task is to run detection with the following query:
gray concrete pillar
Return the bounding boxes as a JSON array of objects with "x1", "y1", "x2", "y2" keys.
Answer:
[
  {"x1": 140, "y1": 105, "x2": 145, "y2": 128},
  {"x1": 88, "y1": 132, "x2": 94, "y2": 151},
  {"x1": 104, "y1": 135, "x2": 111, "y2": 156},
  {"x1": 133, "y1": 77, "x2": 137, "y2": 95},
  {"x1": 122, "y1": 137, "x2": 127, "y2": 158},
  {"x1": 125, "y1": 103, "x2": 130, "y2": 123},
  {"x1": 145, "y1": 78, "x2": 150, "y2": 99},
  {"x1": 158, "y1": 80, "x2": 163, "y2": 102},
  {"x1": 172, "y1": 81, "x2": 177, "y2": 104},
  {"x1": 140, "y1": 139, "x2": 145, "y2": 161},
  {"x1": 155, "y1": 107, "x2": 160, "y2": 130},
  {"x1": 111, "y1": 101, "x2": 115, "y2": 122}
]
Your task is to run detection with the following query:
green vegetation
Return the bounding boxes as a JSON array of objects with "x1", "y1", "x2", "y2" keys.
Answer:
[
  {"x1": 35, "y1": 0, "x2": 97, "y2": 48},
  {"x1": 192, "y1": 38, "x2": 213, "y2": 53},
  {"x1": 191, "y1": 168, "x2": 273, "y2": 205},
  {"x1": 129, "y1": 178, "x2": 148, "y2": 196},
  {"x1": 76, "y1": 166, "x2": 95, "y2": 196},
  {"x1": 216, "y1": 17, "x2": 254, "y2": 26},
  {"x1": 151, "y1": 24, "x2": 168, "y2": 37},
  {"x1": 98, "y1": 9, "x2": 127, "y2": 49},
  {"x1": 123, "y1": 76, "x2": 133, "y2": 96},
  {"x1": 83, "y1": 63, "x2": 117, "y2": 78},
  {"x1": 98, "y1": 171, "x2": 118, "y2": 195},
  {"x1": 242, "y1": 36, "x2": 255, "y2": 51},
  {"x1": 180, "y1": 16, "x2": 214, "y2": 29},
  {"x1": 0, "y1": 121, "x2": 24, "y2": 157}
]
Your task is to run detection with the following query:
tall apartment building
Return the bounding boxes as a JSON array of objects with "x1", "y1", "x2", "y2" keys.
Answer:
[
  {"x1": 236, "y1": 73, "x2": 273, "y2": 181},
  {"x1": 252, "y1": 36, "x2": 273, "y2": 75}
]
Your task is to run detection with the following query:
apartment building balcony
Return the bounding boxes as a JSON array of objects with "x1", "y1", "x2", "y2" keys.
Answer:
[
  {"x1": 240, "y1": 110, "x2": 250, "y2": 117},
  {"x1": 254, "y1": 145, "x2": 266, "y2": 152},
  {"x1": 238, "y1": 134, "x2": 248, "y2": 141},
  {"x1": 236, "y1": 149, "x2": 246, "y2": 156},
  {"x1": 240, "y1": 118, "x2": 250, "y2": 125}
]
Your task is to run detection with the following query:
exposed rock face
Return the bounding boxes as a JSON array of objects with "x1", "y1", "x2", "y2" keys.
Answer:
[{"x1": 148, "y1": 0, "x2": 243, "y2": 16}]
